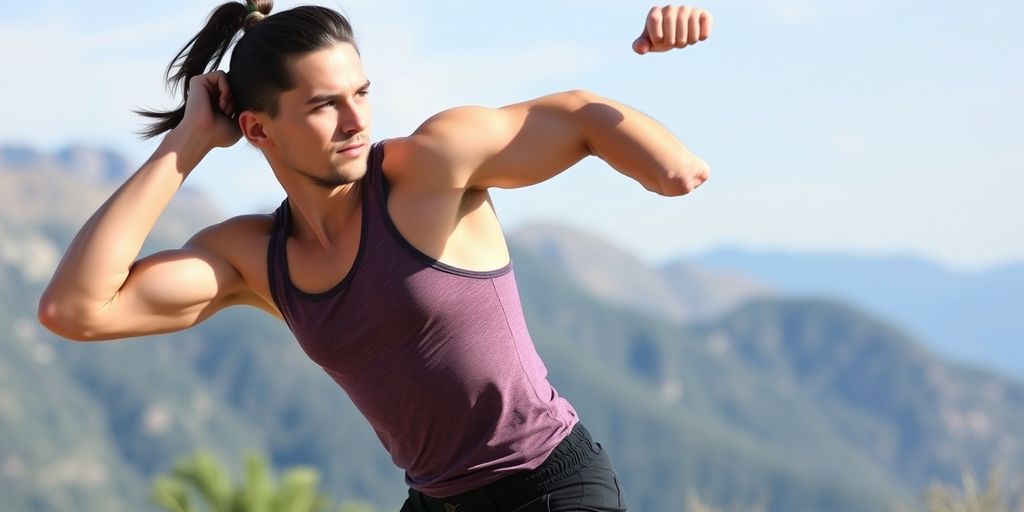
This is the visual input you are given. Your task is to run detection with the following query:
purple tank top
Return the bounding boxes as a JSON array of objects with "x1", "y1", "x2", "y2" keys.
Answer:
[{"x1": 266, "y1": 140, "x2": 578, "y2": 497}]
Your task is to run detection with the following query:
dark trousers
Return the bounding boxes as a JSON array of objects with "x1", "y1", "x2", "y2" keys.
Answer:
[{"x1": 400, "y1": 423, "x2": 628, "y2": 512}]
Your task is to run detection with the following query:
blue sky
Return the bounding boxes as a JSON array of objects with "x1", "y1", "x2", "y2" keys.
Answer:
[{"x1": 1, "y1": 1, "x2": 1021, "y2": 271}]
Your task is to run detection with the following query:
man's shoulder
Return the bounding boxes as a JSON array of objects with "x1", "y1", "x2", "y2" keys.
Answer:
[
  {"x1": 184, "y1": 212, "x2": 280, "y2": 306},
  {"x1": 186, "y1": 212, "x2": 276, "y2": 258},
  {"x1": 379, "y1": 128, "x2": 480, "y2": 192},
  {"x1": 382, "y1": 104, "x2": 525, "y2": 192},
  {"x1": 387, "y1": 106, "x2": 501, "y2": 159},
  {"x1": 379, "y1": 136, "x2": 427, "y2": 188}
]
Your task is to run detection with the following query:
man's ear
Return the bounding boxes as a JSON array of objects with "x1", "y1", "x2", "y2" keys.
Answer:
[{"x1": 239, "y1": 111, "x2": 275, "y2": 149}]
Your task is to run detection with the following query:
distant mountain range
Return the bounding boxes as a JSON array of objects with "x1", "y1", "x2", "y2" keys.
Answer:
[
  {"x1": 2, "y1": 144, "x2": 1023, "y2": 512},
  {"x1": 689, "y1": 248, "x2": 1024, "y2": 379},
  {"x1": 510, "y1": 224, "x2": 774, "y2": 323},
  {"x1": 0, "y1": 144, "x2": 132, "y2": 184},
  {"x1": 507, "y1": 226, "x2": 1024, "y2": 382},
  {"x1": 509, "y1": 237, "x2": 1024, "y2": 505}
]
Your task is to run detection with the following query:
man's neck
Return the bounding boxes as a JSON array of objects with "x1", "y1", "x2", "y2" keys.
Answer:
[{"x1": 283, "y1": 180, "x2": 362, "y2": 250}]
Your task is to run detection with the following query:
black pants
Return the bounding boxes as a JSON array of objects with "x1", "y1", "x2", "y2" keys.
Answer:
[{"x1": 400, "y1": 423, "x2": 628, "y2": 512}]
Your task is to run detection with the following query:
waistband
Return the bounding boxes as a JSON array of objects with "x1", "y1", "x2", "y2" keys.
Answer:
[{"x1": 416, "y1": 422, "x2": 595, "y2": 508}]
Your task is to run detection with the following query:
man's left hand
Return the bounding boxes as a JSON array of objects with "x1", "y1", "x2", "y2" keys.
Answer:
[{"x1": 633, "y1": 5, "x2": 714, "y2": 55}]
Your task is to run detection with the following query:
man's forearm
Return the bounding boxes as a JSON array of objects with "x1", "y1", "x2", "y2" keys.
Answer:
[
  {"x1": 39, "y1": 128, "x2": 210, "y2": 327},
  {"x1": 575, "y1": 91, "x2": 709, "y2": 196}
]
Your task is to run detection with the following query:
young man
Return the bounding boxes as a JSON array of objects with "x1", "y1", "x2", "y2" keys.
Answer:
[{"x1": 39, "y1": 2, "x2": 712, "y2": 511}]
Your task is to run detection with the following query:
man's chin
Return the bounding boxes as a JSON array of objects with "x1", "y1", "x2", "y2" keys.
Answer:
[
  {"x1": 340, "y1": 153, "x2": 369, "y2": 173},
  {"x1": 328, "y1": 158, "x2": 370, "y2": 185}
]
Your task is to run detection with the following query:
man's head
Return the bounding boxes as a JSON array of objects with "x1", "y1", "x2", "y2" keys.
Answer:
[
  {"x1": 242, "y1": 41, "x2": 371, "y2": 188},
  {"x1": 139, "y1": 1, "x2": 371, "y2": 186}
]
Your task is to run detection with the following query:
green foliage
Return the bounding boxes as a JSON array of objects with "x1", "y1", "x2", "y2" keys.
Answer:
[
  {"x1": 152, "y1": 476, "x2": 195, "y2": 512},
  {"x1": 919, "y1": 468, "x2": 1024, "y2": 512},
  {"x1": 149, "y1": 450, "x2": 362, "y2": 512},
  {"x1": 685, "y1": 491, "x2": 766, "y2": 512},
  {"x1": 336, "y1": 503, "x2": 378, "y2": 512},
  {"x1": 684, "y1": 468, "x2": 1024, "y2": 512}
]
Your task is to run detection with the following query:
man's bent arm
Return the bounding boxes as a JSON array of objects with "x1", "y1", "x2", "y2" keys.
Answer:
[
  {"x1": 401, "y1": 89, "x2": 709, "y2": 196},
  {"x1": 570, "y1": 89, "x2": 709, "y2": 196},
  {"x1": 394, "y1": 5, "x2": 713, "y2": 196},
  {"x1": 39, "y1": 71, "x2": 246, "y2": 341}
]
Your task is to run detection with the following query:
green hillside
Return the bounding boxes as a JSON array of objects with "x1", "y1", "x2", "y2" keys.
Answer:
[{"x1": 510, "y1": 244, "x2": 908, "y2": 511}]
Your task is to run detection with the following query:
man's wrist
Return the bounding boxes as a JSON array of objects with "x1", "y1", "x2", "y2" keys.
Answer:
[{"x1": 160, "y1": 127, "x2": 215, "y2": 175}]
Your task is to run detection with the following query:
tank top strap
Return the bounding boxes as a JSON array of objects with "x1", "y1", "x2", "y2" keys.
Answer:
[
  {"x1": 267, "y1": 198, "x2": 295, "y2": 328},
  {"x1": 364, "y1": 139, "x2": 388, "y2": 210}
]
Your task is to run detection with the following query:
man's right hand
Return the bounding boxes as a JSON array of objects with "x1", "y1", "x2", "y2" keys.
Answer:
[{"x1": 178, "y1": 70, "x2": 242, "y2": 149}]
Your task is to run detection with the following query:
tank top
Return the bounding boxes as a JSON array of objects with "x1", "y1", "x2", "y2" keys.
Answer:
[{"x1": 266, "y1": 140, "x2": 578, "y2": 497}]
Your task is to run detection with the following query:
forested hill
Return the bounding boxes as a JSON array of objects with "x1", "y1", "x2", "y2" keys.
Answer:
[{"x1": 2, "y1": 145, "x2": 1022, "y2": 512}]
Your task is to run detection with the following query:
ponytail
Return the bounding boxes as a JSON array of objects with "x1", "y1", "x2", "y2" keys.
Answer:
[{"x1": 135, "y1": 1, "x2": 273, "y2": 139}]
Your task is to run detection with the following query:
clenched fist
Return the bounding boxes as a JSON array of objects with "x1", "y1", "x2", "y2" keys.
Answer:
[
  {"x1": 179, "y1": 70, "x2": 242, "y2": 149},
  {"x1": 633, "y1": 5, "x2": 713, "y2": 55}
]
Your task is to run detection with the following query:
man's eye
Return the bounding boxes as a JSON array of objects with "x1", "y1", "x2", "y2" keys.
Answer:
[{"x1": 357, "y1": 89, "x2": 370, "y2": 97}]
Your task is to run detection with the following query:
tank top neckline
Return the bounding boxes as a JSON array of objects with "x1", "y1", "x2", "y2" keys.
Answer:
[
  {"x1": 276, "y1": 179, "x2": 369, "y2": 301},
  {"x1": 271, "y1": 140, "x2": 513, "y2": 304}
]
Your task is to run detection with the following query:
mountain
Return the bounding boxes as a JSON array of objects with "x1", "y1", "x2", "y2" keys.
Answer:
[
  {"x1": 510, "y1": 224, "x2": 773, "y2": 322},
  {"x1": 508, "y1": 227, "x2": 1024, "y2": 381},
  {"x1": 510, "y1": 245, "x2": 1024, "y2": 509},
  {"x1": 685, "y1": 298, "x2": 1024, "y2": 489},
  {"x1": 0, "y1": 144, "x2": 132, "y2": 184},
  {"x1": 689, "y1": 247, "x2": 1024, "y2": 379},
  {"x1": 0, "y1": 148, "x2": 270, "y2": 512},
  {"x1": 0, "y1": 145, "x2": 218, "y2": 249},
  {"x1": 3, "y1": 144, "x2": 1024, "y2": 512}
]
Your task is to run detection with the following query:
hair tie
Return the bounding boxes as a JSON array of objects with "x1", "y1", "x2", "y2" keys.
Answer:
[{"x1": 244, "y1": 2, "x2": 266, "y2": 29}]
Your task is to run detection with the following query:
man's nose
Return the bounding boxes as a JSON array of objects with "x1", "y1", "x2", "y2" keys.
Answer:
[{"x1": 338, "y1": 104, "x2": 367, "y2": 134}]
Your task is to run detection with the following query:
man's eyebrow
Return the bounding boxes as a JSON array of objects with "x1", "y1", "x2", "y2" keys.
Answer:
[{"x1": 304, "y1": 80, "x2": 371, "y2": 105}]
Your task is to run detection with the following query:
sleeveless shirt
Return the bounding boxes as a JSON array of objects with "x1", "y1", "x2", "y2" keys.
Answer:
[{"x1": 266, "y1": 141, "x2": 578, "y2": 497}]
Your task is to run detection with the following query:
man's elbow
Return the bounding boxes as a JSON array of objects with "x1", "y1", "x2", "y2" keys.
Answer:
[
  {"x1": 658, "y1": 157, "x2": 711, "y2": 197},
  {"x1": 37, "y1": 295, "x2": 103, "y2": 342}
]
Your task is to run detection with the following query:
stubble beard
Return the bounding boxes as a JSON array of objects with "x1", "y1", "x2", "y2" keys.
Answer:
[{"x1": 295, "y1": 153, "x2": 369, "y2": 189}]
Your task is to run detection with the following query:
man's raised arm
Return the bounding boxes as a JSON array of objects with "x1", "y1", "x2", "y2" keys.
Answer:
[
  {"x1": 38, "y1": 71, "x2": 248, "y2": 341},
  {"x1": 393, "y1": 5, "x2": 713, "y2": 196}
]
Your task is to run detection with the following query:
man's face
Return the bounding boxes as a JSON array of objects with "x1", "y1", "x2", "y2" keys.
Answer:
[{"x1": 265, "y1": 42, "x2": 371, "y2": 188}]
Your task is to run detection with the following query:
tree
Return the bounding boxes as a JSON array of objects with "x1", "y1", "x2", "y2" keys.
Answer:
[
  {"x1": 919, "y1": 468, "x2": 1024, "y2": 512},
  {"x1": 150, "y1": 450, "x2": 373, "y2": 512},
  {"x1": 886, "y1": 467, "x2": 1024, "y2": 512}
]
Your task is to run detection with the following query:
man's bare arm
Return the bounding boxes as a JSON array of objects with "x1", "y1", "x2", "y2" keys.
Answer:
[
  {"x1": 38, "y1": 71, "x2": 248, "y2": 341},
  {"x1": 402, "y1": 90, "x2": 709, "y2": 196},
  {"x1": 391, "y1": 5, "x2": 712, "y2": 196},
  {"x1": 391, "y1": 6, "x2": 712, "y2": 196}
]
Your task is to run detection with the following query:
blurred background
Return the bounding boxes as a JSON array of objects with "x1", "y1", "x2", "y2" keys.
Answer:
[{"x1": 1, "y1": 1, "x2": 1021, "y2": 511}]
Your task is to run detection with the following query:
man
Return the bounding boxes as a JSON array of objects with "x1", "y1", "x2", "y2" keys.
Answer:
[{"x1": 39, "y1": 2, "x2": 711, "y2": 511}]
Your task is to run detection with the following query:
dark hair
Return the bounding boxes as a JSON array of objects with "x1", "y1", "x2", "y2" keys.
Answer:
[{"x1": 136, "y1": 1, "x2": 357, "y2": 138}]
